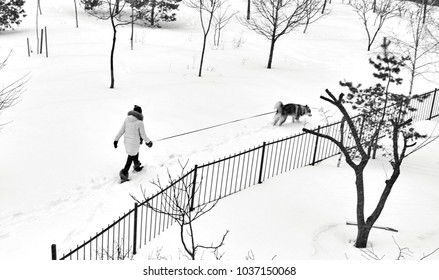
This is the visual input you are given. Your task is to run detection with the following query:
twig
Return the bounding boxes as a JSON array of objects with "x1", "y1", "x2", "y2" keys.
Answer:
[
  {"x1": 392, "y1": 236, "x2": 413, "y2": 260},
  {"x1": 421, "y1": 247, "x2": 439, "y2": 260}
]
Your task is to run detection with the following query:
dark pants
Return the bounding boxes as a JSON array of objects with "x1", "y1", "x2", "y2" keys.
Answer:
[{"x1": 121, "y1": 153, "x2": 140, "y2": 176}]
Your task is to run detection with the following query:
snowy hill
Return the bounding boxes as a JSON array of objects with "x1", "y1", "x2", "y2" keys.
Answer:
[{"x1": 0, "y1": 0, "x2": 438, "y2": 263}]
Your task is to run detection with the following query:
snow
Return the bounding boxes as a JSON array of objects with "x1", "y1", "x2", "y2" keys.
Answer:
[{"x1": 0, "y1": 0, "x2": 438, "y2": 268}]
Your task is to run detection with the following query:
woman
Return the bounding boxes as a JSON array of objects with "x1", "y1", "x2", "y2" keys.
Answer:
[{"x1": 114, "y1": 105, "x2": 153, "y2": 182}]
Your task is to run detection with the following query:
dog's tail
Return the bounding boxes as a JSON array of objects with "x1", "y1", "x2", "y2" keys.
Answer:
[{"x1": 274, "y1": 101, "x2": 283, "y2": 113}]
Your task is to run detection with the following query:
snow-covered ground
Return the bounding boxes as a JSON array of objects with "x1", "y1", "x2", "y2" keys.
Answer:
[{"x1": 0, "y1": 0, "x2": 438, "y2": 265}]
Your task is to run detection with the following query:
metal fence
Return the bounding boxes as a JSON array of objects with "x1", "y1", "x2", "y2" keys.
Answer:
[{"x1": 54, "y1": 88, "x2": 438, "y2": 260}]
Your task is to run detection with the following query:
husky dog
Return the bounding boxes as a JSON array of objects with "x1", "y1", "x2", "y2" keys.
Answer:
[{"x1": 273, "y1": 101, "x2": 312, "y2": 126}]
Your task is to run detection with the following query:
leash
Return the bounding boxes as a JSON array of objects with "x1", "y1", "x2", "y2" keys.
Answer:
[{"x1": 153, "y1": 110, "x2": 276, "y2": 143}]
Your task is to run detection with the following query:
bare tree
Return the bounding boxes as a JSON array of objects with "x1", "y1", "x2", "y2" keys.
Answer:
[
  {"x1": 82, "y1": 0, "x2": 132, "y2": 88},
  {"x1": 0, "y1": 52, "x2": 28, "y2": 131},
  {"x1": 303, "y1": 41, "x2": 428, "y2": 248},
  {"x1": 185, "y1": 0, "x2": 224, "y2": 77},
  {"x1": 349, "y1": 0, "x2": 404, "y2": 51},
  {"x1": 212, "y1": 2, "x2": 238, "y2": 46},
  {"x1": 390, "y1": 1, "x2": 439, "y2": 95},
  {"x1": 240, "y1": 0, "x2": 323, "y2": 69},
  {"x1": 132, "y1": 161, "x2": 229, "y2": 260}
]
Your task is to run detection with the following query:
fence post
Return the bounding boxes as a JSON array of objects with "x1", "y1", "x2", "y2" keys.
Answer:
[
  {"x1": 27, "y1": 38, "x2": 31, "y2": 57},
  {"x1": 51, "y1": 244, "x2": 57, "y2": 260},
  {"x1": 311, "y1": 126, "x2": 321, "y2": 166},
  {"x1": 190, "y1": 165, "x2": 198, "y2": 211},
  {"x1": 429, "y1": 88, "x2": 437, "y2": 120},
  {"x1": 133, "y1": 203, "x2": 138, "y2": 255},
  {"x1": 40, "y1": 28, "x2": 44, "y2": 54},
  {"x1": 45, "y1": 26, "x2": 48, "y2": 58},
  {"x1": 258, "y1": 142, "x2": 266, "y2": 184}
]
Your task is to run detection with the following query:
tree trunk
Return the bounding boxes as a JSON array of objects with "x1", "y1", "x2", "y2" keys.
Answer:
[
  {"x1": 267, "y1": 38, "x2": 276, "y2": 69},
  {"x1": 247, "y1": 0, "x2": 251, "y2": 20},
  {"x1": 131, "y1": 6, "x2": 134, "y2": 50},
  {"x1": 353, "y1": 161, "x2": 370, "y2": 248},
  {"x1": 304, "y1": 17, "x2": 310, "y2": 33},
  {"x1": 355, "y1": 168, "x2": 365, "y2": 221},
  {"x1": 36, "y1": 2, "x2": 40, "y2": 54},
  {"x1": 408, "y1": 43, "x2": 419, "y2": 96},
  {"x1": 110, "y1": 18, "x2": 117, "y2": 88},
  {"x1": 322, "y1": 0, "x2": 327, "y2": 14},
  {"x1": 198, "y1": 35, "x2": 208, "y2": 77},
  {"x1": 423, "y1": 0, "x2": 427, "y2": 24},
  {"x1": 150, "y1": 0, "x2": 156, "y2": 26},
  {"x1": 217, "y1": 28, "x2": 221, "y2": 46},
  {"x1": 74, "y1": 0, "x2": 79, "y2": 28},
  {"x1": 408, "y1": 67, "x2": 416, "y2": 96},
  {"x1": 355, "y1": 224, "x2": 372, "y2": 248},
  {"x1": 115, "y1": 0, "x2": 120, "y2": 14}
]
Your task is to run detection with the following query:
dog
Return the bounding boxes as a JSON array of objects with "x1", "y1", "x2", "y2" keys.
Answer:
[{"x1": 273, "y1": 101, "x2": 312, "y2": 126}]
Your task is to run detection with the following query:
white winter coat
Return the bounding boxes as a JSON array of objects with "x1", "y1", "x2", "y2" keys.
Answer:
[{"x1": 114, "y1": 111, "x2": 151, "y2": 156}]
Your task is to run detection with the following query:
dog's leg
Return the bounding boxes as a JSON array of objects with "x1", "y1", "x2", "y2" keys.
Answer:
[
  {"x1": 273, "y1": 113, "x2": 280, "y2": 126},
  {"x1": 278, "y1": 115, "x2": 287, "y2": 126},
  {"x1": 291, "y1": 114, "x2": 296, "y2": 123}
]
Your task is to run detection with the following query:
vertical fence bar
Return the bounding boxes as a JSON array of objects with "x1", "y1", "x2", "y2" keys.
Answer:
[
  {"x1": 40, "y1": 28, "x2": 44, "y2": 54},
  {"x1": 133, "y1": 203, "x2": 138, "y2": 255},
  {"x1": 27, "y1": 38, "x2": 31, "y2": 57},
  {"x1": 429, "y1": 89, "x2": 437, "y2": 120},
  {"x1": 258, "y1": 142, "x2": 266, "y2": 184},
  {"x1": 51, "y1": 244, "x2": 57, "y2": 260},
  {"x1": 45, "y1": 26, "x2": 48, "y2": 57},
  {"x1": 203, "y1": 164, "x2": 210, "y2": 204},
  {"x1": 190, "y1": 166, "x2": 197, "y2": 211},
  {"x1": 311, "y1": 126, "x2": 321, "y2": 165},
  {"x1": 359, "y1": 116, "x2": 366, "y2": 143}
]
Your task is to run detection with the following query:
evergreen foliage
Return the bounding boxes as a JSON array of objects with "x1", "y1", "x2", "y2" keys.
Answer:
[
  {"x1": 0, "y1": 0, "x2": 26, "y2": 31},
  {"x1": 340, "y1": 38, "x2": 427, "y2": 157},
  {"x1": 128, "y1": 0, "x2": 183, "y2": 27},
  {"x1": 80, "y1": 0, "x2": 103, "y2": 11}
]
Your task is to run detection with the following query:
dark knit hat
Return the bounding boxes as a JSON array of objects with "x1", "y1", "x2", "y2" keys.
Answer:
[{"x1": 133, "y1": 105, "x2": 142, "y2": 114}]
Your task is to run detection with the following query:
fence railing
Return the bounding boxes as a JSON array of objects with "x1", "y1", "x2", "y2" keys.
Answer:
[{"x1": 54, "y1": 88, "x2": 438, "y2": 260}]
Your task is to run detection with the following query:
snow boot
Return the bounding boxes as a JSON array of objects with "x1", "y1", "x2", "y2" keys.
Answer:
[
  {"x1": 133, "y1": 162, "x2": 144, "y2": 172},
  {"x1": 119, "y1": 170, "x2": 129, "y2": 183}
]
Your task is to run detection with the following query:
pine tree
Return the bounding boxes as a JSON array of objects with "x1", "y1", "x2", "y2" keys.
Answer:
[
  {"x1": 340, "y1": 38, "x2": 427, "y2": 159},
  {"x1": 0, "y1": 0, "x2": 26, "y2": 31},
  {"x1": 129, "y1": 0, "x2": 182, "y2": 27},
  {"x1": 127, "y1": 0, "x2": 182, "y2": 27},
  {"x1": 80, "y1": 0, "x2": 103, "y2": 11}
]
